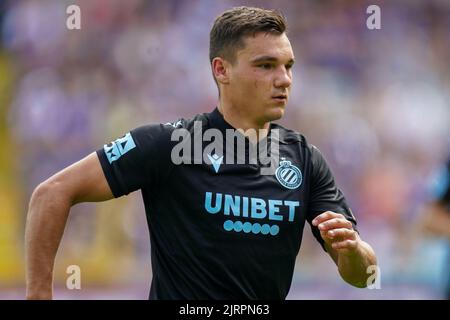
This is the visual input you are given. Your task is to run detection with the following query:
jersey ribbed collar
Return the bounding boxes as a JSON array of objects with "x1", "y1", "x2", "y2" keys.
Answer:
[{"x1": 207, "y1": 107, "x2": 289, "y2": 145}]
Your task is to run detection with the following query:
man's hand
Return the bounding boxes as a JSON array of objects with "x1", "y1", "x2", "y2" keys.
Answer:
[
  {"x1": 312, "y1": 211, "x2": 359, "y2": 256},
  {"x1": 312, "y1": 211, "x2": 377, "y2": 288}
]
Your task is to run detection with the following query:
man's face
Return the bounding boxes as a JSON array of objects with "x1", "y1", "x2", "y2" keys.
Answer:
[{"x1": 226, "y1": 32, "x2": 294, "y2": 125}]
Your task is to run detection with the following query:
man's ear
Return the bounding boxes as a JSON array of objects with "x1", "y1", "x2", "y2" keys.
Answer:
[{"x1": 212, "y1": 57, "x2": 231, "y2": 85}]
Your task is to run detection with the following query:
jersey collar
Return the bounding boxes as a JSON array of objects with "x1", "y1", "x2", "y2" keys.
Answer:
[{"x1": 207, "y1": 107, "x2": 292, "y2": 145}]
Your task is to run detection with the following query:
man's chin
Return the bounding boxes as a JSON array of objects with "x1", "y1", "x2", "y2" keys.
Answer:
[{"x1": 266, "y1": 105, "x2": 285, "y2": 121}]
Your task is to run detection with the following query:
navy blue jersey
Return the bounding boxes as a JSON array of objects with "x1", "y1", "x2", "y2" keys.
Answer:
[{"x1": 96, "y1": 107, "x2": 357, "y2": 299}]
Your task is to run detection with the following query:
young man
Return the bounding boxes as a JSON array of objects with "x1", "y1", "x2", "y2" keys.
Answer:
[{"x1": 25, "y1": 6, "x2": 377, "y2": 299}]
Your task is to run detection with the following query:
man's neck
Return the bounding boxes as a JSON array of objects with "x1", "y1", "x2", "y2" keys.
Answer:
[{"x1": 217, "y1": 102, "x2": 270, "y2": 143}]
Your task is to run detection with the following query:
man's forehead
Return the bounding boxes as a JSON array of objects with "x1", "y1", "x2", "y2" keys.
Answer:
[{"x1": 237, "y1": 33, "x2": 294, "y2": 61}]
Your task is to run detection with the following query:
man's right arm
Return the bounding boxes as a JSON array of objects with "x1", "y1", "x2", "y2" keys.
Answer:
[{"x1": 25, "y1": 152, "x2": 114, "y2": 299}]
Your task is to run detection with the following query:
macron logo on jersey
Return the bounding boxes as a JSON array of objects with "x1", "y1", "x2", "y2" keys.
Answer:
[
  {"x1": 207, "y1": 153, "x2": 223, "y2": 173},
  {"x1": 104, "y1": 132, "x2": 136, "y2": 164}
]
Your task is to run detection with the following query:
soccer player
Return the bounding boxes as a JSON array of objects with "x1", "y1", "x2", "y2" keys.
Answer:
[
  {"x1": 25, "y1": 6, "x2": 377, "y2": 299},
  {"x1": 420, "y1": 155, "x2": 450, "y2": 299}
]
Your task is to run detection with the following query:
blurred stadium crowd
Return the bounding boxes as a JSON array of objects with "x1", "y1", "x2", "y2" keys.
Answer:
[{"x1": 0, "y1": 0, "x2": 449, "y2": 299}]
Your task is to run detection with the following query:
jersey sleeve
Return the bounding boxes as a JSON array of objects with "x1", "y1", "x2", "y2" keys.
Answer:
[
  {"x1": 96, "y1": 124, "x2": 173, "y2": 198},
  {"x1": 306, "y1": 145, "x2": 358, "y2": 250}
]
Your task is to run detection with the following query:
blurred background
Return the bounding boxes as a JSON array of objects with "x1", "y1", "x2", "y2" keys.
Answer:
[{"x1": 0, "y1": 0, "x2": 449, "y2": 299}]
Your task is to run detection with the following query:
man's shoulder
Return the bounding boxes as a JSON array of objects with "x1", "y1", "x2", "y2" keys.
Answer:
[
  {"x1": 131, "y1": 112, "x2": 209, "y2": 137},
  {"x1": 160, "y1": 112, "x2": 210, "y2": 132}
]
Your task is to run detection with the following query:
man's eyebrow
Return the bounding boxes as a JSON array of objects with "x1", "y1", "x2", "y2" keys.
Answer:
[{"x1": 250, "y1": 56, "x2": 295, "y2": 64}]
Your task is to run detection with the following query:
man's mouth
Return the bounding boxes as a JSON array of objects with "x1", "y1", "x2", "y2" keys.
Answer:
[{"x1": 272, "y1": 94, "x2": 287, "y2": 102}]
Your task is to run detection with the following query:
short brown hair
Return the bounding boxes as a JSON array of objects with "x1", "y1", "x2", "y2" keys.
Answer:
[{"x1": 209, "y1": 6, "x2": 287, "y2": 65}]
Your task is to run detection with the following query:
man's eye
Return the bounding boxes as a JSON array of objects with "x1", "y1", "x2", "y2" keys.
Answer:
[{"x1": 259, "y1": 64, "x2": 272, "y2": 70}]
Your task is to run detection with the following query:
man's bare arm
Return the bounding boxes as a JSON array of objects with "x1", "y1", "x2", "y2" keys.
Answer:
[{"x1": 25, "y1": 152, "x2": 114, "y2": 299}]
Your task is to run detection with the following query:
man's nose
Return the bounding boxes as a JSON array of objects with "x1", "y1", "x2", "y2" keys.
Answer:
[{"x1": 274, "y1": 66, "x2": 292, "y2": 89}]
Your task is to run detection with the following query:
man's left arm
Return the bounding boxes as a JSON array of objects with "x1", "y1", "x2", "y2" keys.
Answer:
[{"x1": 312, "y1": 211, "x2": 377, "y2": 288}]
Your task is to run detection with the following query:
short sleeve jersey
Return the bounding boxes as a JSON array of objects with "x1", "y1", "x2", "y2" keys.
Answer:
[{"x1": 96, "y1": 108, "x2": 358, "y2": 299}]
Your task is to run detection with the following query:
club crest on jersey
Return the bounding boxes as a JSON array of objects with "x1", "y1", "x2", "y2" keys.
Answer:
[{"x1": 275, "y1": 158, "x2": 302, "y2": 189}]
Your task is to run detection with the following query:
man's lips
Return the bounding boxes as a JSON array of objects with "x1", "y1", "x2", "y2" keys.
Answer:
[{"x1": 272, "y1": 94, "x2": 287, "y2": 101}]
